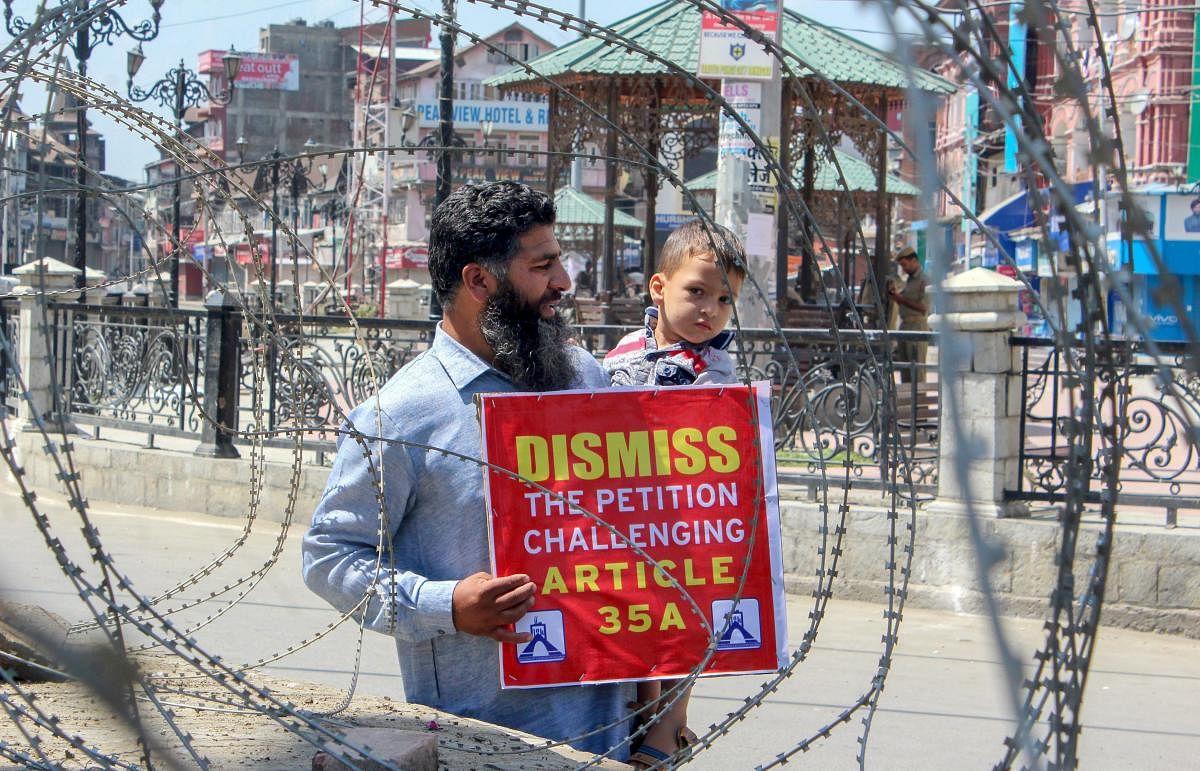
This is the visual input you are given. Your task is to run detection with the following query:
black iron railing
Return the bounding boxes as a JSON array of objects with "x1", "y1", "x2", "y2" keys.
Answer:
[
  {"x1": 52, "y1": 303, "x2": 208, "y2": 439},
  {"x1": 1, "y1": 298, "x2": 18, "y2": 416},
  {"x1": 238, "y1": 314, "x2": 437, "y2": 437},
  {"x1": 31, "y1": 301, "x2": 939, "y2": 490},
  {"x1": 1009, "y1": 336, "x2": 1200, "y2": 524},
  {"x1": 730, "y1": 327, "x2": 939, "y2": 499}
]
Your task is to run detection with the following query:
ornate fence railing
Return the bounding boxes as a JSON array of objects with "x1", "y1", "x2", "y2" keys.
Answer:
[
  {"x1": 544, "y1": 323, "x2": 939, "y2": 497},
  {"x1": 33, "y1": 302, "x2": 1200, "y2": 520},
  {"x1": 1, "y1": 298, "x2": 18, "y2": 416},
  {"x1": 29, "y1": 301, "x2": 938, "y2": 495},
  {"x1": 238, "y1": 314, "x2": 437, "y2": 438},
  {"x1": 51, "y1": 303, "x2": 208, "y2": 439},
  {"x1": 1008, "y1": 336, "x2": 1200, "y2": 524}
]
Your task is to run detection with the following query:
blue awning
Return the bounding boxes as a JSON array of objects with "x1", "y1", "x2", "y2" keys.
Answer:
[{"x1": 978, "y1": 181, "x2": 1094, "y2": 262}]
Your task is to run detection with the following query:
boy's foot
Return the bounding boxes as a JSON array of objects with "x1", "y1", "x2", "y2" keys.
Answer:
[{"x1": 627, "y1": 726, "x2": 698, "y2": 769}]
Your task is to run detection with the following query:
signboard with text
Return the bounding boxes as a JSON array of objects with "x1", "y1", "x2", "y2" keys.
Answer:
[
  {"x1": 415, "y1": 99, "x2": 549, "y2": 131},
  {"x1": 381, "y1": 244, "x2": 429, "y2": 270},
  {"x1": 697, "y1": 2, "x2": 781, "y2": 80},
  {"x1": 199, "y1": 50, "x2": 300, "y2": 91},
  {"x1": 234, "y1": 241, "x2": 272, "y2": 266},
  {"x1": 479, "y1": 384, "x2": 786, "y2": 689}
]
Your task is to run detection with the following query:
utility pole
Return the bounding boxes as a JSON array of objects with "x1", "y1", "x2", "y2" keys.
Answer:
[
  {"x1": 429, "y1": 0, "x2": 455, "y2": 320},
  {"x1": 569, "y1": 0, "x2": 586, "y2": 191}
]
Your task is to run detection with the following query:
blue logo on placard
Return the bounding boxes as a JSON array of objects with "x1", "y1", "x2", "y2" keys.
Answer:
[
  {"x1": 712, "y1": 599, "x2": 762, "y2": 651},
  {"x1": 516, "y1": 611, "x2": 567, "y2": 663}
]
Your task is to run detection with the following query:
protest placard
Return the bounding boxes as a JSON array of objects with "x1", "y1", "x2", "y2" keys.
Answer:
[{"x1": 478, "y1": 383, "x2": 786, "y2": 689}]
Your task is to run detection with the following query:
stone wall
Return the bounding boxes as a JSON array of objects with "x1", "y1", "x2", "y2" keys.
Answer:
[
  {"x1": 780, "y1": 497, "x2": 1200, "y2": 638},
  {"x1": 14, "y1": 431, "x2": 331, "y2": 524}
]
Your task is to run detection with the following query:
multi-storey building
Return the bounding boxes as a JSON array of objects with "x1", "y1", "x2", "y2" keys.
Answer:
[
  {"x1": 1, "y1": 84, "x2": 144, "y2": 281},
  {"x1": 354, "y1": 21, "x2": 555, "y2": 284},
  {"x1": 930, "y1": 0, "x2": 1198, "y2": 338}
]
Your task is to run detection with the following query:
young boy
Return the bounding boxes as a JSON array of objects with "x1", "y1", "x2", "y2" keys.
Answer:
[
  {"x1": 602, "y1": 219, "x2": 746, "y2": 767},
  {"x1": 604, "y1": 219, "x2": 746, "y2": 387}
]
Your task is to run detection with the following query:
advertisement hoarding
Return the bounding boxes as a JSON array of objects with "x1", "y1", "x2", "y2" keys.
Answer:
[
  {"x1": 199, "y1": 50, "x2": 300, "y2": 91},
  {"x1": 1163, "y1": 194, "x2": 1200, "y2": 242},
  {"x1": 697, "y1": 3, "x2": 781, "y2": 81},
  {"x1": 381, "y1": 244, "x2": 429, "y2": 270}
]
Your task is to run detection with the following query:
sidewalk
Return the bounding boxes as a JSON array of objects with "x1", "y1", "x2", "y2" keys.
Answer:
[{"x1": 2, "y1": 484, "x2": 1198, "y2": 768}]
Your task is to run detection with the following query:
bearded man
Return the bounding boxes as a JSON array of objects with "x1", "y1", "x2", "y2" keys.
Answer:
[{"x1": 302, "y1": 182, "x2": 634, "y2": 757}]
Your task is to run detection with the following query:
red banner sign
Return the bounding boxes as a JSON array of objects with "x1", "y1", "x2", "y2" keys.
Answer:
[
  {"x1": 199, "y1": 50, "x2": 300, "y2": 91},
  {"x1": 234, "y1": 241, "x2": 272, "y2": 266},
  {"x1": 381, "y1": 244, "x2": 429, "y2": 270},
  {"x1": 479, "y1": 384, "x2": 785, "y2": 689}
]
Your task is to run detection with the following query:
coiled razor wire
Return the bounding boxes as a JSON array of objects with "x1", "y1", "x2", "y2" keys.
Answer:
[{"x1": 0, "y1": 0, "x2": 1192, "y2": 768}]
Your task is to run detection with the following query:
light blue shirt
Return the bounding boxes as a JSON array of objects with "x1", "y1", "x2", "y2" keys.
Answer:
[{"x1": 302, "y1": 326, "x2": 634, "y2": 757}]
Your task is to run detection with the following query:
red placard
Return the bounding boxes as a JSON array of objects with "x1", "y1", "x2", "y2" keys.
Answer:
[{"x1": 479, "y1": 383, "x2": 786, "y2": 689}]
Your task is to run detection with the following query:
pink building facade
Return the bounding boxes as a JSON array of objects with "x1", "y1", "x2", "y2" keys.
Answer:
[{"x1": 932, "y1": 1, "x2": 1196, "y2": 231}]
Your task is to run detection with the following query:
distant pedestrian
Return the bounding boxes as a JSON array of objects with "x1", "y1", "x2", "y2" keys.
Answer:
[
  {"x1": 573, "y1": 258, "x2": 595, "y2": 297},
  {"x1": 889, "y1": 246, "x2": 929, "y2": 382}
]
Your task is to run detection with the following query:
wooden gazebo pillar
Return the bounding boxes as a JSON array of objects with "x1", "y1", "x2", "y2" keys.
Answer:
[
  {"x1": 775, "y1": 81, "x2": 792, "y2": 315},
  {"x1": 546, "y1": 88, "x2": 559, "y2": 197},
  {"x1": 642, "y1": 80, "x2": 662, "y2": 280},
  {"x1": 872, "y1": 90, "x2": 890, "y2": 305},
  {"x1": 800, "y1": 146, "x2": 817, "y2": 301},
  {"x1": 602, "y1": 82, "x2": 619, "y2": 295}
]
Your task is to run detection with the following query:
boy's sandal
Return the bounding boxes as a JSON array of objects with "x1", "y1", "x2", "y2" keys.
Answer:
[{"x1": 628, "y1": 726, "x2": 698, "y2": 769}]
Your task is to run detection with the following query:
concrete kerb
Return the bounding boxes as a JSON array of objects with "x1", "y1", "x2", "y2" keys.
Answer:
[
  {"x1": 11, "y1": 430, "x2": 330, "y2": 522},
  {"x1": 781, "y1": 497, "x2": 1200, "y2": 638}
]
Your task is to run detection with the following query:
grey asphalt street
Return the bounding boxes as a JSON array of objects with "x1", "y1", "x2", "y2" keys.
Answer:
[{"x1": 2, "y1": 483, "x2": 1198, "y2": 769}]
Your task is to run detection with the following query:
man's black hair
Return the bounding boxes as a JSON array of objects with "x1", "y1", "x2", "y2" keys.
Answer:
[{"x1": 427, "y1": 181, "x2": 556, "y2": 304}]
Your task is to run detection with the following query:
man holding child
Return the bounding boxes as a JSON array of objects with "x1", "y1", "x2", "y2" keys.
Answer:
[{"x1": 302, "y1": 181, "x2": 746, "y2": 765}]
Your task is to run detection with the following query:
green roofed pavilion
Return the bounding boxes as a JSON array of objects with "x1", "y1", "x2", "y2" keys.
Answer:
[
  {"x1": 485, "y1": 0, "x2": 949, "y2": 306},
  {"x1": 553, "y1": 187, "x2": 643, "y2": 267},
  {"x1": 555, "y1": 186, "x2": 642, "y2": 228},
  {"x1": 487, "y1": 2, "x2": 952, "y2": 93}
]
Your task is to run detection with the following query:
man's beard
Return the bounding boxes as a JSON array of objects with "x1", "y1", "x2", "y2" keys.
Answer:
[{"x1": 479, "y1": 280, "x2": 577, "y2": 391}]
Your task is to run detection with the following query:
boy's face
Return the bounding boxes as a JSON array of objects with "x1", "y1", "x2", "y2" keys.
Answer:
[{"x1": 648, "y1": 253, "x2": 742, "y2": 346}]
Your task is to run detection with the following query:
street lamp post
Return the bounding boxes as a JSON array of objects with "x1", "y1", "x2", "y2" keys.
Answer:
[
  {"x1": 127, "y1": 45, "x2": 241, "y2": 306},
  {"x1": 255, "y1": 147, "x2": 310, "y2": 311},
  {"x1": 3, "y1": 0, "x2": 164, "y2": 294},
  {"x1": 316, "y1": 159, "x2": 347, "y2": 310}
]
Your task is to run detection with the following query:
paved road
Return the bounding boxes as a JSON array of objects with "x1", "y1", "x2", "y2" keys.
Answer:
[{"x1": 2, "y1": 483, "x2": 1198, "y2": 769}]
